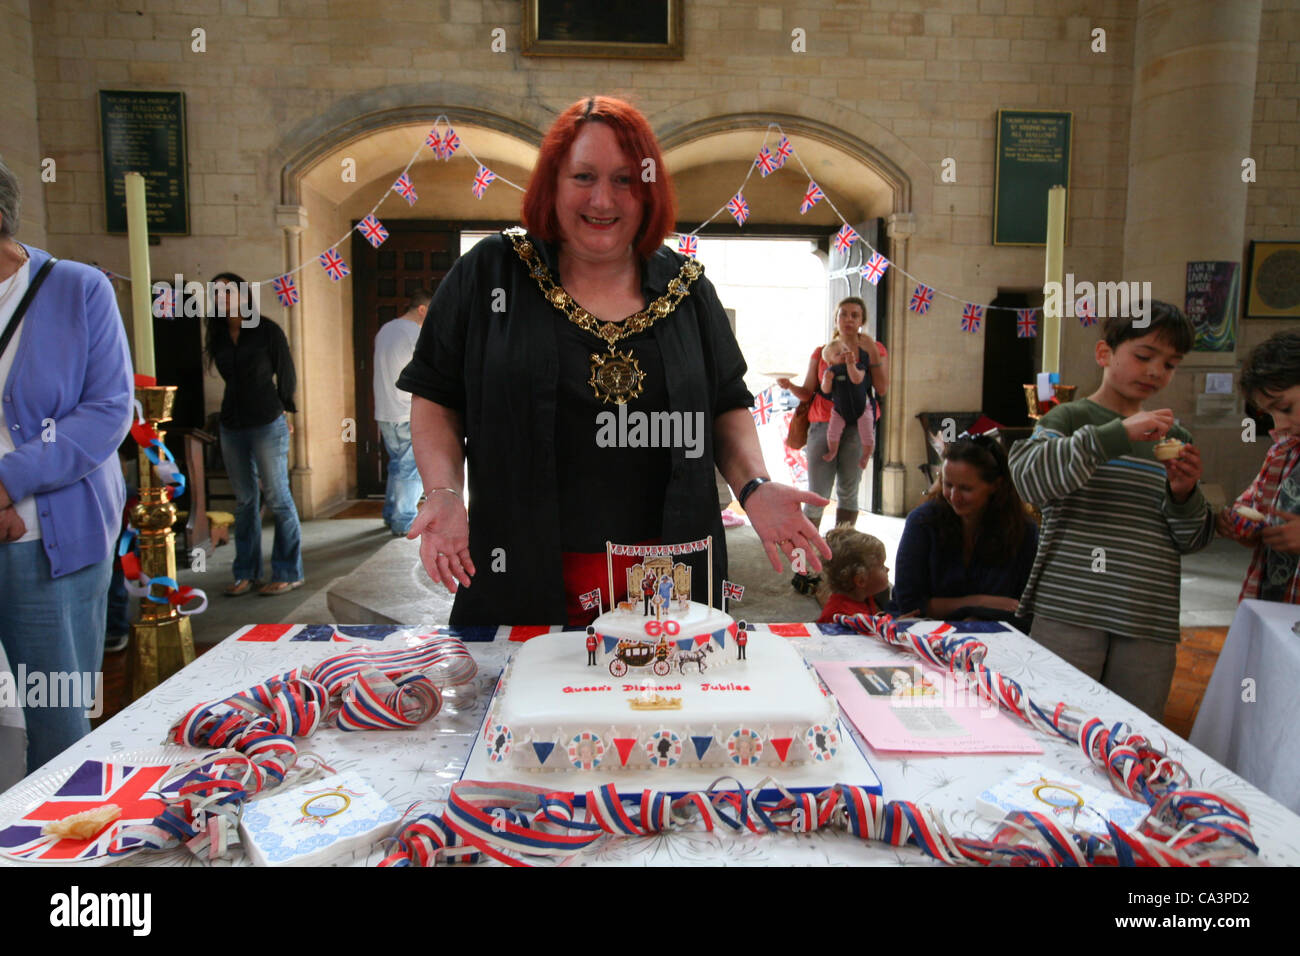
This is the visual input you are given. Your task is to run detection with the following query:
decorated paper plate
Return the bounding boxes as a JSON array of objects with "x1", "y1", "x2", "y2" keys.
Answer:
[{"x1": 0, "y1": 746, "x2": 218, "y2": 866}]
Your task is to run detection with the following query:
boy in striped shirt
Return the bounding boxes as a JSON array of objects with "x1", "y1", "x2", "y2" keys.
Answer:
[{"x1": 1009, "y1": 303, "x2": 1214, "y2": 720}]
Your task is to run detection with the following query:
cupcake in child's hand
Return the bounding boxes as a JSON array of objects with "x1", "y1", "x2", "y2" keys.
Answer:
[
  {"x1": 1153, "y1": 437, "x2": 1184, "y2": 461},
  {"x1": 1228, "y1": 505, "x2": 1275, "y2": 537}
]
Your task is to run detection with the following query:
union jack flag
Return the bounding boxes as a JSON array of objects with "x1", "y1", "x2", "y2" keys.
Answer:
[
  {"x1": 358, "y1": 214, "x2": 389, "y2": 248},
  {"x1": 784, "y1": 446, "x2": 808, "y2": 486},
  {"x1": 800, "y1": 180, "x2": 824, "y2": 214},
  {"x1": 961, "y1": 303, "x2": 984, "y2": 333},
  {"x1": 834, "y1": 223, "x2": 859, "y2": 254},
  {"x1": 0, "y1": 759, "x2": 205, "y2": 861},
  {"x1": 579, "y1": 588, "x2": 601, "y2": 611},
  {"x1": 754, "y1": 147, "x2": 777, "y2": 177},
  {"x1": 751, "y1": 388, "x2": 774, "y2": 425},
  {"x1": 723, "y1": 580, "x2": 744, "y2": 601},
  {"x1": 861, "y1": 251, "x2": 889, "y2": 286},
  {"x1": 272, "y1": 275, "x2": 299, "y2": 307},
  {"x1": 774, "y1": 136, "x2": 793, "y2": 167},
  {"x1": 440, "y1": 127, "x2": 461, "y2": 160},
  {"x1": 152, "y1": 286, "x2": 176, "y2": 318},
  {"x1": 393, "y1": 173, "x2": 418, "y2": 205},
  {"x1": 425, "y1": 129, "x2": 442, "y2": 154},
  {"x1": 727, "y1": 192, "x2": 749, "y2": 226},
  {"x1": 1016, "y1": 308, "x2": 1038, "y2": 338},
  {"x1": 471, "y1": 165, "x2": 495, "y2": 199},
  {"x1": 1076, "y1": 296, "x2": 1096, "y2": 327},
  {"x1": 677, "y1": 234, "x2": 698, "y2": 258},
  {"x1": 909, "y1": 284, "x2": 934, "y2": 314},
  {"x1": 319, "y1": 248, "x2": 350, "y2": 281}
]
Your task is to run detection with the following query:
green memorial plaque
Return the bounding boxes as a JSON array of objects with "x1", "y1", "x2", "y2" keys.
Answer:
[
  {"x1": 993, "y1": 109, "x2": 1071, "y2": 246},
  {"x1": 99, "y1": 90, "x2": 190, "y2": 235}
]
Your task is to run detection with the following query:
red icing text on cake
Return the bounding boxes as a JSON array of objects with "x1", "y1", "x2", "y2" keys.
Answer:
[
  {"x1": 700, "y1": 682, "x2": 751, "y2": 692},
  {"x1": 562, "y1": 685, "x2": 613, "y2": 694}
]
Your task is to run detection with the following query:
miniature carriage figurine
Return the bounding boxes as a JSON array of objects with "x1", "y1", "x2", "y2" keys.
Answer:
[{"x1": 608, "y1": 637, "x2": 674, "y2": 677}]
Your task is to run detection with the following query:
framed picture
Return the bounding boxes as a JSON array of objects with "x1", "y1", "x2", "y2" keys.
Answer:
[
  {"x1": 522, "y1": 0, "x2": 684, "y2": 59},
  {"x1": 1245, "y1": 241, "x2": 1300, "y2": 319}
]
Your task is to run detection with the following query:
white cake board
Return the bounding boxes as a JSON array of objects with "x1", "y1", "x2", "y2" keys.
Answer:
[{"x1": 462, "y1": 670, "x2": 883, "y2": 805}]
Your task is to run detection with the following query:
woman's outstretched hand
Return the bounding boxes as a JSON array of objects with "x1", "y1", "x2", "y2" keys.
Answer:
[
  {"x1": 742, "y1": 482, "x2": 834, "y2": 573},
  {"x1": 408, "y1": 491, "x2": 476, "y2": 592}
]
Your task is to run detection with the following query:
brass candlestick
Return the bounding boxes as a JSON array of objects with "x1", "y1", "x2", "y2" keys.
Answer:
[
  {"x1": 128, "y1": 384, "x2": 195, "y2": 699},
  {"x1": 1023, "y1": 383, "x2": 1078, "y2": 421}
]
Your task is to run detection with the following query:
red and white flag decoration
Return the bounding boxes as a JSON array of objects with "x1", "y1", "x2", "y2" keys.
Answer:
[
  {"x1": 1076, "y1": 296, "x2": 1097, "y2": 327},
  {"x1": 727, "y1": 192, "x2": 749, "y2": 226},
  {"x1": 723, "y1": 580, "x2": 744, "y2": 601},
  {"x1": 272, "y1": 275, "x2": 299, "y2": 308},
  {"x1": 393, "y1": 173, "x2": 418, "y2": 205},
  {"x1": 961, "y1": 303, "x2": 983, "y2": 333},
  {"x1": 834, "y1": 223, "x2": 859, "y2": 254},
  {"x1": 425, "y1": 129, "x2": 442, "y2": 154},
  {"x1": 471, "y1": 165, "x2": 496, "y2": 199},
  {"x1": 800, "y1": 180, "x2": 824, "y2": 214},
  {"x1": 909, "y1": 284, "x2": 934, "y2": 314},
  {"x1": 1016, "y1": 308, "x2": 1038, "y2": 338},
  {"x1": 773, "y1": 136, "x2": 793, "y2": 168},
  {"x1": 358, "y1": 214, "x2": 389, "y2": 248},
  {"x1": 440, "y1": 127, "x2": 461, "y2": 160},
  {"x1": 319, "y1": 248, "x2": 350, "y2": 281},
  {"x1": 861, "y1": 252, "x2": 889, "y2": 286},
  {"x1": 754, "y1": 147, "x2": 777, "y2": 177},
  {"x1": 677, "y1": 234, "x2": 698, "y2": 258},
  {"x1": 751, "y1": 387, "x2": 774, "y2": 425},
  {"x1": 579, "y1": 589, "x2": 601, "y2": 611}
]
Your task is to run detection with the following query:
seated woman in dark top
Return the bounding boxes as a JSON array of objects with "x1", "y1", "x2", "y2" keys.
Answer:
[{"x1": 892, "y1": 434, "x2": 1038, "y2": 621}]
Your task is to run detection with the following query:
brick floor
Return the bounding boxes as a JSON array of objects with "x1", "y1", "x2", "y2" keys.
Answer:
[{"x1": 1163, "y1": 627, "x2": 1228, "y2": 739}]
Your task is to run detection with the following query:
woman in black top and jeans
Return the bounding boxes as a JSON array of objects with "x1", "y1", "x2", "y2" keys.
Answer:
[{"x1": 205, "y1": 273, "x2": 303, "y2": 596}]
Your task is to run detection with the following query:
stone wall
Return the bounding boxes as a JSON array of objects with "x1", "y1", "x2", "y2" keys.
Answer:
[{"x1": 16, "y1": 0, "x2": 1293, "y2": 514}]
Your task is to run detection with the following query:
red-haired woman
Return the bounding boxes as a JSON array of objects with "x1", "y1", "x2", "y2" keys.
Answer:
[{"x1": 398, "y1": 96, "x2": 830, "y2": 625}]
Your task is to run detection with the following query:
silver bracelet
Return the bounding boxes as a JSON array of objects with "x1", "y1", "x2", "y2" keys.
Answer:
[{"x1": 426, "y1": 487, "x2": 462, "y2": 499}]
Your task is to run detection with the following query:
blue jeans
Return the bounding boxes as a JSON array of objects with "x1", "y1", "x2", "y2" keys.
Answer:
[
  {"x1": 220, "y1": 417, "x2": 303, "y2": 583},
  {"x1": 378, "y1": 420, "x2": 423, "y2": 535},
  {"x1": 0, "y1": 541, "x2": 111, "y2": 772}
]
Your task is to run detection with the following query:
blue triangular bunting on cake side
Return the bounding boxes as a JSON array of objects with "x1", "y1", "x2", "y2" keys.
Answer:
[
  {"x1": 676, "y1": 638, "x2": 694, "y2": 652},
  {"x1": 691, "y1": 735, "x2": 713, "y2": 760},
  {"x1": 711, "y1": 627, "x2": 727, "y2": 648},
  {"x1": 603, "y1": 635, "x2": 619, "y2": 654},
  {"x1": 532, "y1": 741, "x2": 555, "y2": 765}
]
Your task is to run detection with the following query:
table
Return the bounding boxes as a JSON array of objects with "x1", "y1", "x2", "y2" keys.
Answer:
[
  {"x1": 1190, "y1": 599, "x2": 1300, "y2": 814},
  {"x1": 5, "y1": 620, "x2": 1300, "y2": 867}
]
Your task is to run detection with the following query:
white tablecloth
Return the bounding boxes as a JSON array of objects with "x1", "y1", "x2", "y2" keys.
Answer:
[
  {"x1": 1190, "y1": 599, "x2": 1300, "y2": 814},
  {"x1": 5, "y1": 620, "x2": 1300, "y2": 867}
]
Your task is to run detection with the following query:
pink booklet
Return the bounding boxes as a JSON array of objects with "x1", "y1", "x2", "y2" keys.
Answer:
[{"x1": 815, "y1": 660, "x2": 1042, "y2": 754}]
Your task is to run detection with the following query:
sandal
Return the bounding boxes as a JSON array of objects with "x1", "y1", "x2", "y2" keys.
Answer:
[
  {"x1": 258, "y1": 580, "x2": 304, "y2": 596},
  {"x1": 225, "y1": 579, "x2": 256, "y2": 597}
]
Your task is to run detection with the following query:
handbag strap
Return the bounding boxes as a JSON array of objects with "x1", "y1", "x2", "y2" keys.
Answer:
[{"x1": 0, "y1": 255, "x2": 57, "y2": 363}]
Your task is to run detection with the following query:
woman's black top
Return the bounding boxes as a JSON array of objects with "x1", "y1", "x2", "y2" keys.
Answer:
[
  {"x1": 396, "y1": 231, "x2": 753, "y2": 625},
  {"x1": 211, "y1": 317, "x2": 297, "y2": 429}
]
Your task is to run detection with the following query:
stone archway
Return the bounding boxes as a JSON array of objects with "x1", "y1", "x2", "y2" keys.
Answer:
[{"x1": 271, "y1": 105, "x2": 542, "y2": 515}]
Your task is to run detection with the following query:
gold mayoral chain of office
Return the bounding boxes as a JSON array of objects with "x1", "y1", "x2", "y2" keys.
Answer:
[{"x1": 505, "y1": 226, "x2": 703, "y2": 405}]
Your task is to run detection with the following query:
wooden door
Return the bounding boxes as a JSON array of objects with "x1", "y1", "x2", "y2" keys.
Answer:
[{"x1": 351, "y1": 221, "x2": 459, "y2": 497}]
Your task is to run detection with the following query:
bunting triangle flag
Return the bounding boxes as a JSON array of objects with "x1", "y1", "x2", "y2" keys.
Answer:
[
  {"x1": 677, "y1": 638, "x2": 694, "y2": 652},
  {"x1": 613, "y1": 738, "x2": 637, "y2": 766},
  {"x1": 711, "y1": 627, "x2": 727, "y2": 648},
  {"x1": 769, "y1": 737, "x2": 793, "y2": 761},
  {"x1": 691, "y1": 735, "x2": 713, "y2": 760},
  {"x1": 532, "y1": 741, "x2": 555, "y2": 765},
  {"x1": 603, "y1": 635, "x2": 620, "y2": 654}
]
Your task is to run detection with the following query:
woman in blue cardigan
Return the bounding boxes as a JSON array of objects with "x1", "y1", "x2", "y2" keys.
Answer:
[
  {"x1": 892, "y1": 434, "x2": 1038, "y2": 623},
  {"x1": 0, "y1": 158, "x2": 133, "y2": 772}
]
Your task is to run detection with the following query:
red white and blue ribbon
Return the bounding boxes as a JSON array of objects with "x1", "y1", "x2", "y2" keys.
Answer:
[
  {"x1": 380, "y1": 768, "x2": 1257, "y2": 868},
  {"x1": 307, "y1": 636, "x2": 478, "y2": 695},
  {"x1": 116, "y1": 527, "x2": 208, "y2": 615},
  {"x1": 335, "y1": 667, "x2": 442, "y2": 732}
]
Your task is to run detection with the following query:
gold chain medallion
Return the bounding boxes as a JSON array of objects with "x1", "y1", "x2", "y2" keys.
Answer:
[{"x1": 506, "y1": 227, "x2": 702, "y2": 405}]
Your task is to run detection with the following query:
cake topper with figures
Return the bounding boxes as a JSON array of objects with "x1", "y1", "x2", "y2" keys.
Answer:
[{"x1": 582, "y1": 537, "x2": 745, "y2": 672}]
